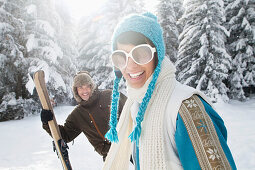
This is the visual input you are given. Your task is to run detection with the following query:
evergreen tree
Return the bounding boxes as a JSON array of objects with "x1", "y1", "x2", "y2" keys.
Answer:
[
  {"x1": 157, "y1": 0, "x2": 183, "y2": 63},
  {"x1": 172, "y1": 0, "x2": 185, "y2": 39},
  {"x1": 55, "y1": 0, "x2": 79, "y2": 103},
  {"x1": 24, "y1": 0, "x2": 76, "y2": 106},
  {"x1": 1, "y1": 0, "x2": 77, "y2": 121},
  {"x1": 172, "y1": 0, "x2": 185, "y2": 20},
  {"x1": 225, "y1": 0, "x2": 255, "y2": 100},
  {"x1": 77, "y1": 0, "x2": 144, "y2": 90},
  {"x1": 0, "y1": 0, "x2": 30, "y2": 121},
  {"x1": 176, "y1": 0, "x2": 231, "y2": 102}
]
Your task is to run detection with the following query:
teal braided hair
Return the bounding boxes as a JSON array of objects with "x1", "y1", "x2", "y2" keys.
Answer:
[
  {"x1": 128, "y1": 61, "x2": 162, "y2": 146},
  {"x1": 105, "y1": 12, "x2": 165, "y2": 146},
  {"x1": 105, "y1": 70, "x2": 121, "y2": 142}
]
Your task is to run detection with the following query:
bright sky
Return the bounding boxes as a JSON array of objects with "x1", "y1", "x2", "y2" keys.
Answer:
[
  {"x1": 65, "y1": 0, "x2": 108, "y2": 19},
  {"x1": 63, "y1": 0, "x2": 158, "y2": 20}
]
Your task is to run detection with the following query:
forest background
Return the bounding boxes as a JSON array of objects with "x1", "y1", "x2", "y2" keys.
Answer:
[{"x1": 0, "y1": 0, "x2": 254, "y2": 121}]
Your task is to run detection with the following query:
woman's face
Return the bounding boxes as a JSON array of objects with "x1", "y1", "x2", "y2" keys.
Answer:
[{"x1": 117, "y1": 43, "x2": 156, "y2": 89}]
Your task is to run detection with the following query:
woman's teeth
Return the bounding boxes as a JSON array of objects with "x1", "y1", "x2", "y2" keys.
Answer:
[{"x1": 129, "y1": 71, "x2": 144, "y2": 78}]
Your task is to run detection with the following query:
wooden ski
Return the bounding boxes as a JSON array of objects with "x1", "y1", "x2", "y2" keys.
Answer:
[{"x1": 33, "y1": 70, "x2": 72, "y2": 170}]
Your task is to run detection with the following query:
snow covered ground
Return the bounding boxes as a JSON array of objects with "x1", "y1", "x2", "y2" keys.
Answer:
[{"x1": 0, "y1": 98, "x2": 255, "y2": 170}]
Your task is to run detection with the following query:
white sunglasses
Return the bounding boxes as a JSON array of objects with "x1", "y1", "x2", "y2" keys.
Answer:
[{"x1": 111, "y1": 44, "x2": 156, "y2": 69}]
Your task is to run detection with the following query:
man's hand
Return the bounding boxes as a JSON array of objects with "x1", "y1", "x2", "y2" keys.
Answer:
[
  {"x1": 41, "y1": 109, "x2": 53, "y2": 124},
  {"x1": 50, "y1": 98, "x2": 56, "y2": 107}
]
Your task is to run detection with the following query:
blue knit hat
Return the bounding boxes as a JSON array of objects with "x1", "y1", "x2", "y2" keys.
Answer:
[{"x1": 105, "y1": 12, "x2": 165, "y2": 145}]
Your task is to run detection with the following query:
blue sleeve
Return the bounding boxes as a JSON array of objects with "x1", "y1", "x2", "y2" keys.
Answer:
[{"x1": 175, "y1": 96, "x2": 237, "y2": 170}]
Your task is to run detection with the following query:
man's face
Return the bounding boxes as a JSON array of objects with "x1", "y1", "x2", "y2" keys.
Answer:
[
  {"x1": 117, "y1": 43, "x2": 156, "y2": 89},
  {"x1": 77, "y1": 84, "x2": 92, "y2": 101}
]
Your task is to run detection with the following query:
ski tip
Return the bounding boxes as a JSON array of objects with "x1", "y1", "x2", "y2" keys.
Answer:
[{"x1": 32, "y1": 70, "x2": 45, "y2": 79}]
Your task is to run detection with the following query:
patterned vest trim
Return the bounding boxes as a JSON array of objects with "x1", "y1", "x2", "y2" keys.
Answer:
[{"x1": 179, "y1": 95, "x2": 231, "y2": 170}]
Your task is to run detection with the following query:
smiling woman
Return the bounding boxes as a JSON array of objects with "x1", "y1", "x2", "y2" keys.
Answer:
[{"x1": 63, "y1": 0, "x2": 108, "y2": 19}]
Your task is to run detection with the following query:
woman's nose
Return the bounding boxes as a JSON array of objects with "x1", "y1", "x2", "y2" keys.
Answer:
[{"x1": 126, "y1": 57, "x2": 138, "y2": 69}]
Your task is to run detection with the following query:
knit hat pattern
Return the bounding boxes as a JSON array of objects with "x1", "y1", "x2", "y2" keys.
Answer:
[
  {"x1": 72, "y1": 71, "x2": 96, "y2": 103},
  {"x1": 105, "y1": 12, "x2": 166, "y2": 145}
]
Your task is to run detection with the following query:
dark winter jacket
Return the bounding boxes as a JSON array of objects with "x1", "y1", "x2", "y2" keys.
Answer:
[{"x1": 43, "y1": 89, "x2": 126, "y2": 160}]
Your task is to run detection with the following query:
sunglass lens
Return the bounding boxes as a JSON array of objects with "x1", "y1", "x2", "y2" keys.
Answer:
[
  {"x1": 132, "y1": 46, "x2": 153, "y2": 65},
  {"x1": 111, "y1": 51, "x2": 126, "y2": 69}
]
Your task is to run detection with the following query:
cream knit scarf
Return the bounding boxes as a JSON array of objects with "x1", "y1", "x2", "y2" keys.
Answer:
[{"x1": 103, "y1": 58, "x2": 176, "y2": 170}]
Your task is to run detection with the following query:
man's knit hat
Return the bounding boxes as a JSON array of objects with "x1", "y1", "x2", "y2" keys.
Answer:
[
  {"x1": 72, "y1": 71, "x2": 96, "y2": 103},
  {"x1": 105, "y1": 12, "x2": 165, "y2": 144}
]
